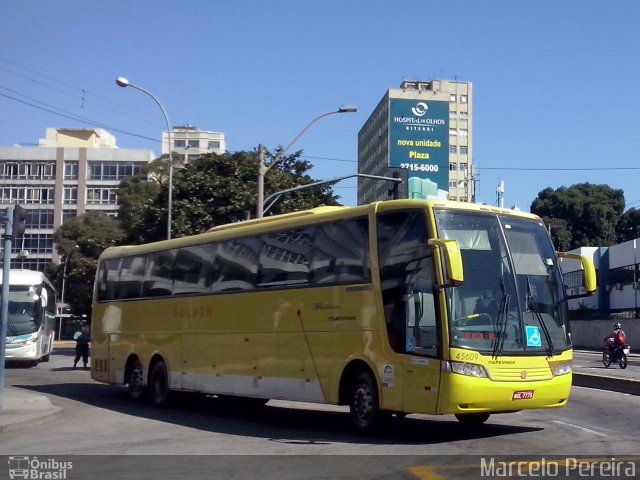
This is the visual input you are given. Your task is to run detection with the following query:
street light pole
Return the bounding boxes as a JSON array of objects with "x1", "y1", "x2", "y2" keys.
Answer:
[
  {"x1": 58, "y1": 245, "x2": 79, "y2": 340},
  {"x1": 116, "y1": 77, "x2": 174, "y2": 240},
  {"x1": 256, "y1": 106, "x2": 357, "y2": 218}
]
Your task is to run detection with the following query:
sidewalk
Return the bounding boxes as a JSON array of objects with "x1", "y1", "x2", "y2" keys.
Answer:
[
  {"x1": 1, "y1": 350, "x2": 638, "y2": 432},
  {"x1": 0, "y1": 386, "x2": 63, "y2": 432}
]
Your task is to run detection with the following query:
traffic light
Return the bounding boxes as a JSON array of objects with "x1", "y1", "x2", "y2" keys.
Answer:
[
  {"x1": 387, "y1": 167, "x2": 408, "y2": 200},
  {"x1": 12, "y1": 204, "x2": 27, "y2": 238}
]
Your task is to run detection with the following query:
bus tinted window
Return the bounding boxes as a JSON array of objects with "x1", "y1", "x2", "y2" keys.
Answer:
[
  {"x1": 143, "y1": 250, "x2": 175, "y2": 297},
  {"x1": 259, "y1": 228, "x2": 312, "y2": 288},
  {"x1": 311, "y1": 219, "x2": 370, "y2": 285},
  {"x1": 174, "y1": 244, "x2": 213, "y2": 295},
  {"x1": 212, "y1": 237, "x2": 260, "y2": 293},
  {"x1": 119, "y1": 255, "x2": 145, "y2": 299},
  {"x1": 98, "y1": 258, "x2": 121, "y2": 301},
  {"x1": 97, "y1": 216, "x2": 372, "y2": 301}
]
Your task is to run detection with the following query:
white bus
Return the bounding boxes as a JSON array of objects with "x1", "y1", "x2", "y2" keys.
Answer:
[{"x1": 2, "y1": 269, "x2": 57, "y2": 366}]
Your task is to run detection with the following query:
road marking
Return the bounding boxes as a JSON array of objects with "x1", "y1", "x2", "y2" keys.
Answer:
[
  {"x1": 408, "y1": 465, "x2": 448, "y2": 480},
  {"x1": 552, "y1": 419, "x2": 608, "y2": 437}
]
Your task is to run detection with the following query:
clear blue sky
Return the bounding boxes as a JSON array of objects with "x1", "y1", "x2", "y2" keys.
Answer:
[{"x1": 2, "y1": 1, "x2": 640, "y2": 210}]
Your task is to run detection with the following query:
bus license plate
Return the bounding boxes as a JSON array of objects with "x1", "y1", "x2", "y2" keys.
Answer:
[{"x1": 512, "y1": 390, "x2": 534, "y2": 400}]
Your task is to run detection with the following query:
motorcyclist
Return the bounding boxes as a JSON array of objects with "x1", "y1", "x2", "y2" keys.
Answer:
[{"x1": 606, "y1": 322, "x2": 627, "y2": 356}]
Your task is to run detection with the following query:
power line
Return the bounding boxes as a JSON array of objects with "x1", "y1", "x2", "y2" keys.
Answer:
[
  {"x1": 303, "y1": 154, "x2": 356, "y2": 163},
  {"x1": 0, "y1": 92, "x2": 160, "y2": 143},
  {"x1": 0, "y1": 57, "x2": 165, "y2": 127},
  {"x1": 480, "y1": 166, "x2": 640, "y2": 171}
]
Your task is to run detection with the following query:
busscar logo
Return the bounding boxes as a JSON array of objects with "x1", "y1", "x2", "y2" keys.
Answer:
[
  {"x1": 8, "y1": 456, "x2": 73, "y2": 479},
  {"x1": 411, "y1": 102, "x2": 429, "y2": 117}
]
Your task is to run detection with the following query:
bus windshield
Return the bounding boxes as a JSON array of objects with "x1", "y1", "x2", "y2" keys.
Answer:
[
  {"x1": 435, "y1": 209, "x2": 570, "y2": 355},
  {"x1": 7, "y1": 287, "x2": 39, "y2": 336}
]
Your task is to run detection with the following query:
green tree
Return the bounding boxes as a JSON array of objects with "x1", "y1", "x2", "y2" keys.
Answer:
[
  {"x1": 530, "y1": 183, "x2": 625, "y2": 249},
  {"x1": 117, "y1": 159, "x2": 165, "y2": 243},
  {"x1": 616, "y1": 207, "x2": 640, "y2": 243},
  {"x1": 51, "y1": 212, "x2": 125, "y2": 317},
  {"x1": 117, "y1": 149, "x2": 340, "y2": 243}
]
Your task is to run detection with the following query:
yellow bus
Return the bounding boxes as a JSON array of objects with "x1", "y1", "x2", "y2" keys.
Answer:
[{"x1": 91, "y1": 199, "x2": 596, "y2": 430}]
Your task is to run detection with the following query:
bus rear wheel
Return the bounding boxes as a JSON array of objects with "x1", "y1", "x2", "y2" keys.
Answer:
[
  {"x1": 128, "y1": 358, "x2": 147, "y2": 402},
  {"x1": 349, "y1": 371, "x2": 386, "y2": 432},
  {"x1": 455, "y1": 413, "x2": 490, "y2": 426},
  {"x1": 149, "y1": 360, "x2": 171, "y2": 407}
]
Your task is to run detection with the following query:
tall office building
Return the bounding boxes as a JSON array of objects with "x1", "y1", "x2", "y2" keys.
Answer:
[
  {"x1": 358, "y1": 80, "x2": 474, "y2": 204},
  {"x1": 162, "y1": 125, "x2": 226, "y2": 162},
  {"x1": 0, "y1": 128, "x2": 154, "y2": 271}
]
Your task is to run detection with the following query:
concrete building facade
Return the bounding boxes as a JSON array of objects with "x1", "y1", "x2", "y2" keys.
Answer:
[
  {"x1": 162, "y1": 125, "x2": 226, "y2": 162},
  {"x1": 357, "y1": 79, "x2": 473, "y2": 204},
  {"x1": 0, "y1": 128, "x2": 154, "y2": 271},
  {"x1": 562, "y1": 239, "x2": 640, "y2": 320}
]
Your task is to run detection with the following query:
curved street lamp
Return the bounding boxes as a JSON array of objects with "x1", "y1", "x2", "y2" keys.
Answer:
[
  {"x1": 256, "y1": 105, "x2": 357, "y2": 218},
  {"x1": 116, "y1": 77, "x2": 175, "y2": 240}
]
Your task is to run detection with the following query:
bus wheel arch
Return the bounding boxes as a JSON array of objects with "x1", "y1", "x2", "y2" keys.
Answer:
[
  {"x1": 339, "y1": 360, "x2": 387, "y2": 432},
  {"x1": 148, "y1": 355, "x2": 171, "y2": 407},
  {"x1": 125, "y1": 355, "x2": 147, "y2": 402}
]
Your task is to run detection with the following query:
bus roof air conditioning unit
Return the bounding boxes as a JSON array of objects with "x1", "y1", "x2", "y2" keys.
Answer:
[{"x1": 615, "y1": 283, "x2": 623, "y2": 290}]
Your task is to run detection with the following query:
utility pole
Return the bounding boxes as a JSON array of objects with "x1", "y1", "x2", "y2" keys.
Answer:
[
  {"x1": 256, "y1": 145, "x2": 266, "y2": 218},
  {"x1": 0, "y1": 206, "x2": 15, "y2": 411}
]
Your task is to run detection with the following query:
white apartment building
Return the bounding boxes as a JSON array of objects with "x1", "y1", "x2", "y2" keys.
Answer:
[
  {"x1": 0, "y1": 128, "x2": 154, "y2": 271},
  {"x1": 358, "y1": 79, "x2": 474, "y2": 204},
  {"x1": 162, "y1": 125, "x2": 226, "y2": 162}
]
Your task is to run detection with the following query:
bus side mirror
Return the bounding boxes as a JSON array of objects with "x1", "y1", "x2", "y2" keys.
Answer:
[
  {"x1": 428, "y1": 239, "x2": 464, "y2": 287},
  {"x1": 557, "y1": 252, "x2": 597, "y2": 294}
]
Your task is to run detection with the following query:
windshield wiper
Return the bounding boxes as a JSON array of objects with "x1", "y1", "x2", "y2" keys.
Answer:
[
  {"x1": 526, "y1": 277, "x2": 555, "y2": 356},
  {"x1": 492, "y1": 281, "x2": 510, "y2": 358}
]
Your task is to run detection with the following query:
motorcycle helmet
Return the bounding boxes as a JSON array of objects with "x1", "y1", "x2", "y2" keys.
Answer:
[{"x1": 614, "y1": 322, "x2": 622, "y2": 330}]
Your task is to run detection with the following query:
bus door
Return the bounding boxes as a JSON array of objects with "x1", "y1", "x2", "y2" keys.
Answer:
[
  {"x1": 398, "y1": 265, "x2": 441, "y2": 414},
  {"x1": 377, "y1": 210, "x2": 441, "y2": 415}
]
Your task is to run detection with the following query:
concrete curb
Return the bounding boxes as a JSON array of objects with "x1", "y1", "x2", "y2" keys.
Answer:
[
  {"x1": 0, "y1": 387, "x2": 64, "y2": 432},
  {"x1": 572, "y1": 373, "x2": 640, "y2": 396}
]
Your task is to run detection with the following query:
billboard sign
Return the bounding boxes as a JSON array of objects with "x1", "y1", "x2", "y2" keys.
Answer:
[{"x1": 389, "y1": 99, "x2": 449, "y2": 199}]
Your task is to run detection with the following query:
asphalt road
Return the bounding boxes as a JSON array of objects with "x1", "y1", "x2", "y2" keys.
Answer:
[{"x1": 1, "y1": 346, "x2": 640, "y2": 479}]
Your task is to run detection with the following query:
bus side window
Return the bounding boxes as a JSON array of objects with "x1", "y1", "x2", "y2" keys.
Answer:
[
  {"x1": 118, "y1": 255, "x2": 145, "y2": 299},
  {"x1": 98, "y1": 258, "x2": 121, "y2": 301},
  {"x1": 143, "y1": 250, "x2": 176, "y2": 297},
  {"x1": 310, "y1": 218, "x2": 370, "y2": 285}
]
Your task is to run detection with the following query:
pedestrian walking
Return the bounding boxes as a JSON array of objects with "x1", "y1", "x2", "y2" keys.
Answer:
[{"x1": 73, "y1": 325, "x2": 90, "y2": 369}]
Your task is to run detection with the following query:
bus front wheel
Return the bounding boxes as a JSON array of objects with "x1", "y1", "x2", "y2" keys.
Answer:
[
  {"x1": 128, "y1": 358, "x2": 147, "y2": 402},
  {"x1": 149, "y1": 360, "x2": 171, "y2": 407},
  {"x1": 455, "y1": 413, "x2": 490, "y2": 426},
  {"x1": 349, "y1": 371, "x2": 386, "y2": 432}
]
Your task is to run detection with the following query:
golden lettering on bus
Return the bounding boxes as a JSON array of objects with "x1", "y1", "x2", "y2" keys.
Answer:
[{"x1": 173, "y1": 306, "x2": 213, "y2": 319}]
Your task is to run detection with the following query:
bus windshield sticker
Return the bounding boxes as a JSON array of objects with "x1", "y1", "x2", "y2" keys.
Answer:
[{"x1": 526, "y1": 326, "x2": 542, "y2": 347}]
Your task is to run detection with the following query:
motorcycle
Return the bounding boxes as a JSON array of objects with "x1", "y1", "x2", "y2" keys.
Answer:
[{"x1": 602, "y1": 337, "x2": 630, "y2": 369}]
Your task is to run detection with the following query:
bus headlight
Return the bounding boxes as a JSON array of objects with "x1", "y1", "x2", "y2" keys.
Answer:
[
  {"x1": 549, "y1": 360, "x2": 572, "y2": 376},
  {"x1": 8, "y1": 333, "x2": 37, "y2": 346},
  {"x1": 442, "y1": 361, "x2": 488, "y2": 378}
]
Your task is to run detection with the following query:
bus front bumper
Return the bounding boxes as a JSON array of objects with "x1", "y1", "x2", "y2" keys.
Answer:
[
  {"x1": 438, "y1": 372, "x2": 572, "y2": 414},
  {"x1": 4, "y1": 342, "x2": 38, "y2": 361}
]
